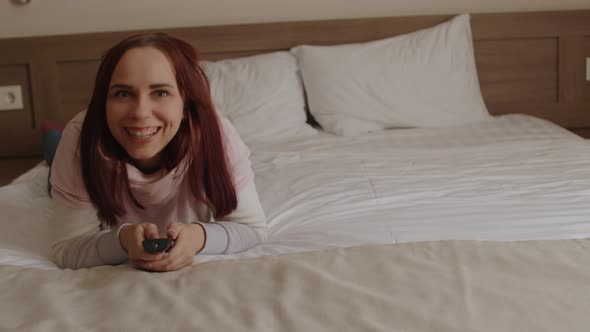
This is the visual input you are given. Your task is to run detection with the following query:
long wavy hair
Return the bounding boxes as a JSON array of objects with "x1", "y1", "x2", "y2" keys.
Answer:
[{"x1": 80, "y1": 33, "x2": 236, "y2": 227}]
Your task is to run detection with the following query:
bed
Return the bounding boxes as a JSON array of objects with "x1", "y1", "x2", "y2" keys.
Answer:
[{"x1": 1, "y1": 9, "x2": 590, "y2": 331}]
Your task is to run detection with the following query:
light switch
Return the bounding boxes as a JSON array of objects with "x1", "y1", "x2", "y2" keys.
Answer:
[{"x1": 0, "y1": 85, "x2": 24, "y2": 111}]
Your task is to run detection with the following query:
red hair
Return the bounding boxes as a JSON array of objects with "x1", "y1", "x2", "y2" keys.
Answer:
[{"x1": 80, "y1": 33, "x2": 237, "y2": 227}]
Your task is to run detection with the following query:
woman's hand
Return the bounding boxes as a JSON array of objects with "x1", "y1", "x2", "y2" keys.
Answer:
[
  {"x1": 119, "y1": 222, "x2": 168, "y2": 266},
  {"x1": 133, "y1": 223, "x2": 205, "y2": 272}
]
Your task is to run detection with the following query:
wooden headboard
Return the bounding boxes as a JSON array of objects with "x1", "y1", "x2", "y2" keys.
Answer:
[{"x1": 1, "y1": 9, "x2": 589, "y2": 158}]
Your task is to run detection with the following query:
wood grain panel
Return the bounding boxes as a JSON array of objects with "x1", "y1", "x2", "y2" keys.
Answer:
[
  {"x1": 559, "y1": 36, "x2": 586, "y2": 104},
  {"x1": 57, "y1": 60, "x2": 100, "y2": 105},
  {"x1": 475, "y1": 38, "x2": 557, "y2": 104},
  {"x1": 2, "y1": 10, "x2": 589, "y2": 55},
  {"x1": 30, "y1": 57, "x2": 62, "y2": 129},
  {"x1": 0, "y1": 64, "x2": 34, "y2": 129},
  {"x1": 585, "y1": 36, "x2": 590, "y2": 103},
  {"x1": 57, "y1": 103, "x2": 87, "y2": 126},
  {"x1": 571, "y1": 128, "x2": 590, "y2": 138},
  {"x1": 201, "y1": 50, "x2": 280, "y2": 61},
  {"x1": 0, "y1": 128, "x2": 41, "y2": 157},
  {"x1": 471, "y1": 10, "x2": 590, "y2": 39}
]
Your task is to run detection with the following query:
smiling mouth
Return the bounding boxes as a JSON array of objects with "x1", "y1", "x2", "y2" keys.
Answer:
[{"x1": 125, "y1": 127, "x2": 161, "y2": 141}]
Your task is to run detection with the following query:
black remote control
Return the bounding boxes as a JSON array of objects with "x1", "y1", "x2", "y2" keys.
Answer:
[{"x1": 142, "y1": 238, "x2": 175, "y2": 253}]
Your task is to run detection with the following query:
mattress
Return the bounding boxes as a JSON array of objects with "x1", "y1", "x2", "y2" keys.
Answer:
[{"x1": 1, "y1": 113, "x2": 588, "y2": 269}]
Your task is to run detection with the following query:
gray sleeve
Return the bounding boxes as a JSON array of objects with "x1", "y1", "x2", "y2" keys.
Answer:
[
  {"x1": 198, "y1": 222, "x2": 263, "y2": 255},
  {"x1": 56, "y1": 228, "x2": 128, "y2": 269},
  {"x1": 51, "y1": 199, "x2": 128, "y2": 269}
]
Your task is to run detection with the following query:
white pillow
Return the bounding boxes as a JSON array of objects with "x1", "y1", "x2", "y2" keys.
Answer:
[
  {"x1": 201, "y1": 52, "x2": 317, "y2": 143},
  {"x1": 291, "y1": 14, "x2": 491, "y2": 136}
]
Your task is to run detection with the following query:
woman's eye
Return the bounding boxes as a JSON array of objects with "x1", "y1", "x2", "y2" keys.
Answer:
[
  {"x1": 155, "y1": 90, "x2": 169, "y2": 97},
  {"x1": 114, "y1": 90, "x2": 130, "y2": 98}
]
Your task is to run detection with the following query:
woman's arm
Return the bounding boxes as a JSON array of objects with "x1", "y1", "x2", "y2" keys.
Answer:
[
  {"x1": 197, "y1": 179, "x2": 268, "y2": 255},
  {"x1": 50, "y1": 199, "x2": 129, "y2": 269},
  {"x1": 47, "y1": 112, "x2": 129, "y2": 269}
]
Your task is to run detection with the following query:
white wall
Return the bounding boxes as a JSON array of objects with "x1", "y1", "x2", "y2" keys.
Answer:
[{"x1": 1, "y1": 0, "x2": 589, "y2": 38}]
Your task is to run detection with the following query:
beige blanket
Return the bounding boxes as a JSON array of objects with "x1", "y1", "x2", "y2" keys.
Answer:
[{"x1": 2, "y1": 239, "x2": 590, "y2": 331}]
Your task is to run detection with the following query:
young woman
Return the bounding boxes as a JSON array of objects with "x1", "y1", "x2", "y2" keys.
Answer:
[{"x1": 49, "y1": 33, "x2": 267, "y2": 271}]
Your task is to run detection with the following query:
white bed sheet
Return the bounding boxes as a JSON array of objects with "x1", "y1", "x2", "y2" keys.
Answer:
[{"x1": 2, "y1": 114, "x2": 590, "y2": 269}]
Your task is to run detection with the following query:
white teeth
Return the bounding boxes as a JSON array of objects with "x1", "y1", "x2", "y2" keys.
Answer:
[{"x1": 127, "y1": 128, "x2": 158, "y2": 138}]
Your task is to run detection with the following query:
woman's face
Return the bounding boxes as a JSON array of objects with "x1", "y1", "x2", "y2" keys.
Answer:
[{"x1": 106, "y1": 46, "x2": 184, "y2": 173}]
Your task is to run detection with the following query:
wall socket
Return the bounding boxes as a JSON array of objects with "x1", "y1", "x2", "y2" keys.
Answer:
[{"x1": 0, "y1": 85, "x2": 24, "y2": 111}]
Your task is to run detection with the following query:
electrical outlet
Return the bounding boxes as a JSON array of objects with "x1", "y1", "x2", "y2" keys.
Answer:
[{"x1": 0, "y1": 85, "x2": 23, "y2": 111}]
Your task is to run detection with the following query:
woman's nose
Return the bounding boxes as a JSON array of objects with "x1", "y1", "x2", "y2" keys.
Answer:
[{"x1": 130, "y1": 94, "x2": 152, "y2": 120}]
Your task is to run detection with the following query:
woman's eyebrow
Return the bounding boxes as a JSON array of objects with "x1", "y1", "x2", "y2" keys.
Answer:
[
  {"x1": 110, "y1": 83, "x2": 132, "y2": 90},
  {"x1": 109, "y1": 83, "x2": 175, "y2": 89},
  {"x1": 149, "y1": 83, "x2": 175, "y2": 89}
]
